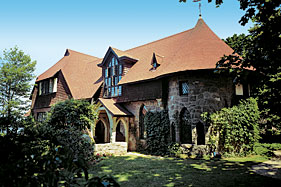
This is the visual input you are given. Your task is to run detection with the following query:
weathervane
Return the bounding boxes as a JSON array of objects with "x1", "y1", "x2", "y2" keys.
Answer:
[{"x1": 193, "y1": 0, "x2": 202, "y2": 17}]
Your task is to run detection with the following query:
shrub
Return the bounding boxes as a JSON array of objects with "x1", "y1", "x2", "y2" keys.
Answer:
[
  {"x1": 0, "y1": 99, "x2": 98, "y2": 186},
  {"x1": 202, "y1": 98, "x2": 260, "y2": 156},
  {"x1": 254, "y1": 143, "x2": 281, "y2": 157},
  {"x1": 144, "y1": 110, "x2": 171, "y2": 156}
]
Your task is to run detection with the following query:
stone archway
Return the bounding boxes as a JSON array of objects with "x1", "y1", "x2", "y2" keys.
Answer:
[
  {"x1": 179, "y1": 107, "x2": 192, "y2": 144},
  {"x1": 171, "y1": 122, "x2": 176, "y2": 142},
  {"x1": 116, "y1": 120, "x2": 126, "y2": 142},
  {"x1": 95, "y1": 120, "x2": 105, "y2": 143},
  {"x1": 196, "y1": 122, "x2": 205, "y2": 145}
]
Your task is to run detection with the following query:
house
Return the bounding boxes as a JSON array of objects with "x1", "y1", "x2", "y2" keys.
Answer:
[{"x1": 30, "y1": 17, "x2": 250, "y2": 154}]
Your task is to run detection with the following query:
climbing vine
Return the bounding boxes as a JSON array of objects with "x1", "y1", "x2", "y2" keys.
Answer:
[
  {"x1": 202, "y1": 98, "x2": 260, "y2": 156},
  {"x1": 144, "y1": 110, "x2": 171, "y2": 156}
]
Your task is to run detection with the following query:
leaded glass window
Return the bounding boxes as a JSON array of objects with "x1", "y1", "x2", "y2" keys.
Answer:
[
  {"x1": 180, "y1": 82, "x2": 189, "y2": 95},
  {"x1": 103, "y1": 56, "x2": 123, "y2": 97}
]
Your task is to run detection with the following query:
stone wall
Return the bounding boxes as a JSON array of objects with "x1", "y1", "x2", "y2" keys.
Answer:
[
  {"x1": 124, "y1": 99, "x2": 164, "y2": 150},
  {"x1": 94, "y1": 142, "x2": 127, "y2": 156},
  {"x1": 167, "y1": 71, "x2": 234, "y2": 144}
]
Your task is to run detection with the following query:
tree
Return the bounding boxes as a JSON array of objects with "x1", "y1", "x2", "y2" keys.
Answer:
[
  {"x1": 222, "y1": 33, "x2": 249, "y2": 58},
  {"x1": 180, "y1": 0, "x2": 281, "y2": 132},
  {"x1": 0, "y1": 46, "x2": 36, "y2": 132}
]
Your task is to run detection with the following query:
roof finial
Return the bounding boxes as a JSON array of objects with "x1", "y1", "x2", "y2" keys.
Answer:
[
  {"x1": 193, "y1": 0, "x2": 202, "y2": 18},
  {"x1": 199, "y1": 2, "x2": 202, "y2": 17}
]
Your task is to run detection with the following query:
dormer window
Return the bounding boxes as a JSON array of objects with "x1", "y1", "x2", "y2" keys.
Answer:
[
  {"x1": 104, "y1": 56, "x2": 123, "y2": 98},
  {"x1": 150, "y1": 53, "x2": 160, "y2": 70},
  {"x1": 38, "y1": 78, "x2": 57, "y2": 95}
]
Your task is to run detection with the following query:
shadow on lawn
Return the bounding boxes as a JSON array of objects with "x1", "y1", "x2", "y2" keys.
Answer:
[{"x1": 90, "y1": 156, "x2": 280, "y2": 187}]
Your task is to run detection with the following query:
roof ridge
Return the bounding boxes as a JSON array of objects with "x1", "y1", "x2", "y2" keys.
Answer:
[{"x1": 125, "y1": 28, "x2": 194, "y2": 53}]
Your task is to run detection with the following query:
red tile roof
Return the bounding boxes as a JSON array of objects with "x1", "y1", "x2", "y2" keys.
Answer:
[
  {"x1": 118, "y1": 18, "x2": 234, "y2": 84},
  {"x1": 36, "y1": 49, "x2": 102, "y2": 99}
]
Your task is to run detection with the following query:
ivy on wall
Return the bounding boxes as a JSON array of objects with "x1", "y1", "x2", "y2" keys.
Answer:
[
  {"x1": 144, "y1": 110, "x2": 171, "y2": 156},
  {"x1": 202, "y1": 98, "x2": 260, "y2": 156}
]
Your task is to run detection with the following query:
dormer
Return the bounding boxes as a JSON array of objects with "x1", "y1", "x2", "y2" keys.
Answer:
[
  {"x1": 38, "y1": 77, "x2": 57, "y2": 96},
  {"x1": 98, "y1": 47, "x2": 138, "y2": 98}
]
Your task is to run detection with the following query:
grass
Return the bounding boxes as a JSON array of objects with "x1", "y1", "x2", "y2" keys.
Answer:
[{"x1": 88, "y1": 153, "x2": 280, "y2": 187}]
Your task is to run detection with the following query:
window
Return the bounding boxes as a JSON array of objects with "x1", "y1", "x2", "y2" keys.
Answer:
[
  {"x1": 105, "y1": 69, "x2": 108, "y2": 77},
  {"x1": 139, "y1": 104, "x2": 147, "y2": 139},
  {"x1": 180, "y1": 81, "x2": 189, "y2": 95},
  {"x1": 118, "y1": 86, "x2": 122, "y2": 96},
  {"x1": 115, "y1": 86, "x2": 118, "y2": 96},
  {"x1": 235, "y1": 84, "x2": 243, "y2": 95},
  {"x1": 108, "y1": 77, "x2": 111, "y2": 86},
  {"x1": 119, "y1": 64, "x2": 123, "y2": 75},
  {"x1": 39, "y1": 78, "x2": 57, "y2": 95},
  {"x1": 37, "y1": 112, "x2": 47, "y2": 122},
  {"x1": 103, "y1": 56, "x2": 123, "y2": 97}
]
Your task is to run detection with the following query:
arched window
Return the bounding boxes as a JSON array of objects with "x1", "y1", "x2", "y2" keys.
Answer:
[
  {"x1": 95, "y1": 121, "x2": 105, "y2": 144},
  {"x1": 116, "y1": 121, "x2": 126, "y2": 142},
  {"x1": 139, "y1": 104, "x2": 147, "y2": 139},
  {"x1": 196, "y1": 122, "x2": 205, "y2": 145},
  {"x1": 179, "y1": 108, "x2": 192, "y2": 144},
  {"x1": 171, "y1": 122, "x2": 176, "y2": 142}
]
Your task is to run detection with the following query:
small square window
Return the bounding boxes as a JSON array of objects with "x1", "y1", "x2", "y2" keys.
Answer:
[{"x1": 180, "y1": 82, "x2": 189, "y2": 95}]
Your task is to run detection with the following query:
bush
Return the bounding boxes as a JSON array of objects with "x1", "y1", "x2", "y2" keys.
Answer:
[
  {"x1": 254, "y1": 143, "x2": 281, "y2": 157},
  {"x1": 202, "y1": 98, "x2": 260, "y2": 156},
  {"x1": 144, "y1": 110, "x2": 171, "y2": 156},
  {"x1": 0, "y1": 99, "x2": 98, "y2": 186},
  {"x1": 48, "y1": 99, "x2": 97, "y2": 130}
]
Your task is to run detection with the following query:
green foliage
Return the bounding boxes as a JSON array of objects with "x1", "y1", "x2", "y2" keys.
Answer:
[
  {"x1": 0, "y1": 99, "x2": 99, "y2": 186},
  {"x1": 202, "y1": 98, "x2": 260, "y2": 156},
  {"x1": 168, "y1": 142, "x2": 184, "y2": 157},
  {"x1": 144, "y1": 110, "x2": 171, "y2": 156},
  {"x1": 48, "y1": 99, "x2": 98, "y2": 130},
  {"x1": 254, "y1": 143, "x2": 281, "y2": 157},
  {"x1": 0, "y1": 46, "x2": 36, "y2": 132},
  {"x1": 223, "y1": 33, "x2": 249, "y2": 58},
  {"x1": 0, "y1": 117, "x2": 95, "y2": 186}
]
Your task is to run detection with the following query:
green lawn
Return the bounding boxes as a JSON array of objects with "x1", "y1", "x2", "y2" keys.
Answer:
[{"x1": 88, "y1": 153, "x2": 280, "y2": 187}]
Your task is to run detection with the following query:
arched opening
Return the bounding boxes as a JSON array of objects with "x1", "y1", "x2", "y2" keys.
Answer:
[
  {"x1": 179, "y1": 108, "x2": 192, "y2": 144},
  {"x1": 171, "y1": 122, "x2": 176, "y2": 142},
  {"x1": 139, "y1": 104, "x2": 147, "y2": 139},
  {"x1": 95, "y1": 120, "x2": 105, "y2": 144},
  {"x1": 196, "y1": 122, "x2": 205, "y2": 145},
  {"x1": 116, "y1": 121, "x2": 126, "y2": 142}
]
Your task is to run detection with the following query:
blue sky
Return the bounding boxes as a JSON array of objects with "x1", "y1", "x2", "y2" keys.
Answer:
[{"x1": 0, "y1": 0, "x2": 252, "y2": 77}]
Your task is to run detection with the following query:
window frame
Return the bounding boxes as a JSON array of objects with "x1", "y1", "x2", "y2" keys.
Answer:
[
  {"x1": 103, "y1": 56, "x2": 123, "y2": 98},
  {"x1": 39, "y1": 78, "x2": 57, "y2": 96},
  {"x1": 179, "y1": 81, "x2": 189, "y2": 96}
]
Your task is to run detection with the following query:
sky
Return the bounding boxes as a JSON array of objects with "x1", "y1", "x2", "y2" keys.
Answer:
[{"x1": 0, "y1": 0, "x2": 253, "y2": 77}]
